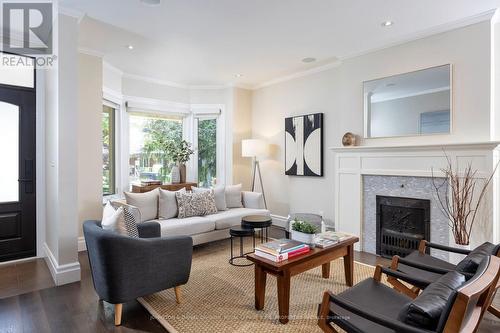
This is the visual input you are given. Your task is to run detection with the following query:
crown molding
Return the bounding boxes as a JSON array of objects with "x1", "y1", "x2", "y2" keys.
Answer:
[
  {"x1": 338, "y1": 9, "x2": 496, "y2": 62},
  {"x1": 253, "y1": 60, "x2": 343, "y2": 90},
  {"x1": 103, "y1": 61, "x2": 124, "y2": 76},
  {"x1": 78, "y1": 47, "x2": 104, "y2": 58},
  {"x1": 78, "y1": 9, "x2": 496, "y2": 92},
  {"x1": 59, "y1": 6, "x2": 85, "y2": 24}
]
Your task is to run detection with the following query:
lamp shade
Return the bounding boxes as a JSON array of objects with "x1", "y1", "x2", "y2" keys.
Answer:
[{"x1": 242, "y1": 139, "x2": 269, "y2": 157}]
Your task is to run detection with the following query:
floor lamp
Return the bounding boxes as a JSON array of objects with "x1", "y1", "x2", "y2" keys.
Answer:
[{"x1": 242, "y1": 139, "x2": 269, "y2": 209}]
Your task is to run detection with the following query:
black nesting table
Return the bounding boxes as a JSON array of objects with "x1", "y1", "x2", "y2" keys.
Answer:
[
  {"x1": 241, "y1": 215, "x2": 273, "y2": 243},
  {"x1": 229, "y1": 227, "x2": 255, "y2": 266}
]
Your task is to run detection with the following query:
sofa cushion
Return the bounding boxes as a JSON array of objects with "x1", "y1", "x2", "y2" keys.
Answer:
[
  {"x1": 159, "y1": 188, "x2": 185, "y2": 219},
  {"x1": 176, "y1": 191, "x2": 218, "y2": 218},
  {"x1": 156, "y1": 217, "x2": 216, "y2": 237},
  {"x1": 109, "y1": 201, "x2": 141, "y2": 238},
  {"x1": 225, "y1": 184, "x2": 243, "y2": 208},
  {"x1": 212, "y1": 208, "x2": 270, "y2": 230},
  {"x1": 242, "y1": 191, "x2": 265, "y2": 209},
  {"x1": 193, "y1": 186, "x2": 227, "y2": 211},
  {"x1": 102, "y1": 202, "x2": 128, "y2": 236},
  {"x1": 398, "y1": 271, "x2": 465, "y2": 331},
  {"x1": 124, "y1": 188, "x2": 159, "y2": 222},
  {"x1": 456, "y1": 242, "x2": 497, "y2": 274}
]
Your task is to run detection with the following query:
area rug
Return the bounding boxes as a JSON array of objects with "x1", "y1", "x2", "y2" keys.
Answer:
[{"x1": 138, "y1": 240, "x2": 385, "y2": 333}]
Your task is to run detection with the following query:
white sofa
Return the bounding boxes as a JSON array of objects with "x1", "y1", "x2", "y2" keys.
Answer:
[{"x1": 114, "y1": 191, "x2": 270, "y2": 246}]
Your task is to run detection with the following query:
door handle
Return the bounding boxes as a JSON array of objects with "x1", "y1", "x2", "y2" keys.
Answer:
[{"x1": 18, "y1": 178, "x2": 33, "y2": 182}]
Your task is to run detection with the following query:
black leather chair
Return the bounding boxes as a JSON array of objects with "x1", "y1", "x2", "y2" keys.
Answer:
[
  {"x1": 318, "y1": 256, "x2": 500, "y2": 333},
  {"x1": 83, "y1": 220, "x2": 193, "y2": 325},
  {"x1": 386, "y1": 240, "x2": 500, "y2": 318}
]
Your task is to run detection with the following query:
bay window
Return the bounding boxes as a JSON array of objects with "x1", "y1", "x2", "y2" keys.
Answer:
[
  {"x1": 102, "y1": 104, "x2": 116, "y2": 195},
  {"x1": 128, "y1": 113, "x2": 183, "y2": 184},
  {"x1": 196, "y1": 117, "x2": 217, "y2": 187}
]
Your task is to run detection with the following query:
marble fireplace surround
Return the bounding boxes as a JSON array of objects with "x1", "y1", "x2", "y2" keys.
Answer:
[{"x1": 331, "y1": 142, "x2": 500, "y2": 251}]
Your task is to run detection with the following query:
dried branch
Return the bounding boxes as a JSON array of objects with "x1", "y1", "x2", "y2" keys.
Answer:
[{"x1": 431, "y1": 150, "x2": 499, "y2": 245}]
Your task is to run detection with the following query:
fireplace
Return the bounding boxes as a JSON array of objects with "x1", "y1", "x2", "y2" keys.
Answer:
[{"x1": 376, "y1": 195, "x2": 430, "y2": 258}]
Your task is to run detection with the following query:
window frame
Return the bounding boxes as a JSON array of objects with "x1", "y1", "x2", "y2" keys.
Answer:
[{"x1": 102, "y1": 102, "x2": 117, "y2": 196}]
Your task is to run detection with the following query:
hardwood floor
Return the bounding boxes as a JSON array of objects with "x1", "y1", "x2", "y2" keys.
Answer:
[{"x1": 0, "y1": 232, "x2": 497, "y2": 332}]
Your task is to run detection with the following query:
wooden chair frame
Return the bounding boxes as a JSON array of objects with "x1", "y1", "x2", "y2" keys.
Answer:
[
  {"x1": 318, "y1": 256, "x2": 500, "y2": 333},
  {"x1": 387, "y1": 240, "x2": 500, "y2": 318}
]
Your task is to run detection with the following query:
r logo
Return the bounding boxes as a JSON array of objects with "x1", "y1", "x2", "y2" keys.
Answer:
[{"x1": 2, "y1": 2, "x2": 53, "y2": 54}]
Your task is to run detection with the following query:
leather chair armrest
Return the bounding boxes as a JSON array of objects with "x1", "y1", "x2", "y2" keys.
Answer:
[
  {"x1": 398, "y1": 257, "x2": 455, "y2": 275},
  {"x1": 381, "y1": 267, "x2": 431, "y2": 289},
  {"x1": 328, "y1": 293, "x2": 435, "y2": 333},
  {"x1": 138, "y1": 221, "x2": 161, "y2": 238},
  {"x1": 425, "y1": 241, "x2": 471, "y2": 255}
]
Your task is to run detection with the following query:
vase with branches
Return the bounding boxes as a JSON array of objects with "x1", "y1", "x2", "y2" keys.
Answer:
[{"x1": 431, "y1": 152, "x2": 498, "y2": 246}]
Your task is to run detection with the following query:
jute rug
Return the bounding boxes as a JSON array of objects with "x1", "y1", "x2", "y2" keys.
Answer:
[{"x1": 138, "y1": 240, "x2": 385, "y2": 333}]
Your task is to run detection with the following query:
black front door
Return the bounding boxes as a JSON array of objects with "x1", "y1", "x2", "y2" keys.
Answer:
[{"x1": 0, "y1": 84, "x2": 36, "y2": 261}]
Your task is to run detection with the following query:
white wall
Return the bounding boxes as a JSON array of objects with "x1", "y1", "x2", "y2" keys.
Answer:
[
  {"x1": 251, "y1": 21, "x2": 492, "y2": 222},
  {"x1": 44, "y1": 14, "x2": 81, "y2": 285},
  {"x1": 77, "y1": 54, "x2": 103, "y2": 237}
]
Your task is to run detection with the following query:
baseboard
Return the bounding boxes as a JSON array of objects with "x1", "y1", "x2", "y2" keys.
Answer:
[
  {"x1": 78, "y1": 236, "x2": 86, "y2": 252},
  {"x1": 43, "y1": 243, "x2": 81, "y2": 286}
]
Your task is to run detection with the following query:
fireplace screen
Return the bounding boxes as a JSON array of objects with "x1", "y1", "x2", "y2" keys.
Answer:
[{"x1": 376, "y1": 196, "x2": 430, "y2": 258}]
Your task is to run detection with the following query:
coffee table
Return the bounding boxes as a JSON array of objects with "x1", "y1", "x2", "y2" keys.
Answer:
[{"x1": 246, "y1": 236, "x2": 359, "y2": 324}]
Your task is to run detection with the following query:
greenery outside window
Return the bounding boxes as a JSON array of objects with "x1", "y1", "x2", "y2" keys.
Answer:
[
  {"x1": 197, "y1": 117, "x2": 217, "y2": 187},
  {"x1": 102, "y1": 105, "x2": 115, "y2": 195},
  {"x1": 129, "y1": 113, "x2": 183, "y2": 184}
]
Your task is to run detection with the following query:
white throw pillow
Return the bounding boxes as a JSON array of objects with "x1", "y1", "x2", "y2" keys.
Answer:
[
  {"x1": 124, "y1": 188, "x2": 159, "y2": 222},
  {"x1": 225, "y1": 184, "x2": 243, "y2": 208},
  {"x1": 101, "y1": 202, "x2": 127, "y2": 236},
  {"x1": 192, "y1": 186, "x2": 227, "y2": 211},
  {"x1": 159, "y1": 188, "x2": 186, "y2": 219}
]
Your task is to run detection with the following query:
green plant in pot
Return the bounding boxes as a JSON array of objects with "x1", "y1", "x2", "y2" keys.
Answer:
[
  {"x1": 165, "y1": 140, "x2": 194, "y2": 183},
  {"x1": 291, "y1": 219, "x2": 318, "y2": 245}
]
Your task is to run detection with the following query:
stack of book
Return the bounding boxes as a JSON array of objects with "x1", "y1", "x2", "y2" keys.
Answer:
[
  {"x1": 254, "y1": 239, "x2": 310, "y2": 262},
  {"x1": 314, "y1": 231, "x2": 355, "y2": 248}
]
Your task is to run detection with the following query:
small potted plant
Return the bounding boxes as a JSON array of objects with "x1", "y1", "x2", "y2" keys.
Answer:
[{"x1": 291, "y1": 219, "x2": 318, "y2": 245}]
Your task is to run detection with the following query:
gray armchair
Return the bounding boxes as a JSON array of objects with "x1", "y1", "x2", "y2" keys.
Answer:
[{"x1": 83, "y1": 220, "x2": 193, "y2": 325}]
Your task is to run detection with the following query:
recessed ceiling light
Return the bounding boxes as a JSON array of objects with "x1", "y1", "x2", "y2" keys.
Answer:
[
  {"x1": 302, "y1": 57, "x2": 316, "y2": 63},
  {"x1": 235, "y1": 73, "x2": 243, "y2": 78},
  {"x1": 140, "y1": 0, "x2": 162, "y2": 6},
  {"x1": 127, "y1": 45, "x2": 134, "y2": 50},
  {"x1": 381, "y1": 20, "x2": 394, "y2": 27}
]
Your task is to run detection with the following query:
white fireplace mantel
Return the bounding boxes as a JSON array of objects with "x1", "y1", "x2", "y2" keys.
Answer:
[{"x1": 330, "y1": 142, "x2": 500, "y2": 250}]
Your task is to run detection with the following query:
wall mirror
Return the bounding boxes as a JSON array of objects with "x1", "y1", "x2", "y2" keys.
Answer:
[{"x1": 364, "y1": 64, "x2": 452, "y2": 138}]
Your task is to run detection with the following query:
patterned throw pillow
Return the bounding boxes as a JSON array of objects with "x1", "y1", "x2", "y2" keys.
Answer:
[
  {"x1": 176, "y1": 190, "x2": 218, "y2": 218},
  {"x1": 110, "y1": 202, "x2": 140, "y2": 238}
]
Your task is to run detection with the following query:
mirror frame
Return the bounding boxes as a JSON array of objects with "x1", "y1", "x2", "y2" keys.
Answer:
[{"x1": 363, "y1": 64, "x2": 453, "y2": 139}]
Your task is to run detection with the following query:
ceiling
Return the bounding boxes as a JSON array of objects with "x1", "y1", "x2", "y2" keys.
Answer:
[{"x1": 60, "y1": 0, "x2": 500, "y2": 89}]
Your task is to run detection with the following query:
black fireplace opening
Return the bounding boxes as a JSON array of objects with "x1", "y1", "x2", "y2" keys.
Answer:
[{"x1": 376, "y1": 196, "x2": 430, "y2": 258}]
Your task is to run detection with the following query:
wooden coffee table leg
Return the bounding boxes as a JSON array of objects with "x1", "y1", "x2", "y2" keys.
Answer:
[
  {"x1": 277, "y1": 270, "x2": 291, "y2": 324},
  {"x1": 322, "y1": 262, "x2": 331, "y2": 278},
  {"x1": 255, "y1": 264, "x2": 267, "y2": 310},
  {"x1": 343, "y1": 244, "x2": 354, "y2": 286}
]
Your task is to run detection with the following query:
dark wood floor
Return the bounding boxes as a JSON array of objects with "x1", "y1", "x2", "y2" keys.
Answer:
[{"x1": 0, "y1": 231, "x2": 497, "y2": 332}]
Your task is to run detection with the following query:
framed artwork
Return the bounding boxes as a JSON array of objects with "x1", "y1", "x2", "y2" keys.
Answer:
[{"x1": 285, "y1": 113, "x2": 323, "y2": 176}]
